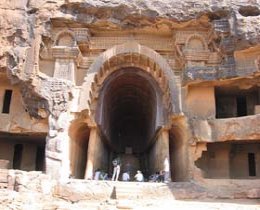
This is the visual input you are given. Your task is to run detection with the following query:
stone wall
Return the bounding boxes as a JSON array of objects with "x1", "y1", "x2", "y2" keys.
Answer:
[{"x1": 185, "y1": 86, "x2": 216, "y2": 119}]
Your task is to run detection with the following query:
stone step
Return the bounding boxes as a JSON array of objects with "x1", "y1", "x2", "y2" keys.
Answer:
[{"x1": 114, "y1": 182, "x2": 144, "y2": 199}]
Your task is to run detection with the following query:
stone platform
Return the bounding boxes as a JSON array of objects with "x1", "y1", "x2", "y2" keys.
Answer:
[{"x1": 0, "y1": 169, "x2": 260, "y2": 209}]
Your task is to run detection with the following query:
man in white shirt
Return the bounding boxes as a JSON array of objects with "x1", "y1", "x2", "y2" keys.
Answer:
[
  {"x1": 122, "y1": 171, "x2": 130, "y2": 181},
  {"x1": 134, "y1": 170, "x2": 144, "y2": 182}
]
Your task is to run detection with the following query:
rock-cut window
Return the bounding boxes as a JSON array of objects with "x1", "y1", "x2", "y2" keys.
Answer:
[{"x1": 2, "y1": 89, "x2": 12, "y2": 114}]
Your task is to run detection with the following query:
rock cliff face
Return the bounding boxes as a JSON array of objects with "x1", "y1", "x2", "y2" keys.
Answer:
[{"x1": 0, "y1": 1, "x2": 259, "y2": 115}]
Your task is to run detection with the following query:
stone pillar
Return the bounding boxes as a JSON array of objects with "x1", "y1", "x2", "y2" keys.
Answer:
[
  {"x1": 159, "y1": 129, "x2": 171, "y2": 182},
  {"x1": 149, "y1": 128, "x2": 171, "y2": 181},
  {"x1": 85, "y1": 127, "x2": 98, "y2": 179},
  {"x1": 84, "y1": 126, "x2": 107, "y2": 179}
]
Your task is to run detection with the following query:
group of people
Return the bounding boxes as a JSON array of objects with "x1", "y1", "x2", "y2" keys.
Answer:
[
  {"x1": 121, "y1": 170, "x2": 144, "y2": 182},
  {"x1": 111, "y1": 157, "x2": 145, "y2": 182},
  {"x1": 93, "y1": 169, "x2": 108, "y2": 180},
  {"x1": 93, "y1": 157, "x2": 170, "y2": 182},
  {"x1": 149, "y1": 170, "x2": 167, "y2": 182}
]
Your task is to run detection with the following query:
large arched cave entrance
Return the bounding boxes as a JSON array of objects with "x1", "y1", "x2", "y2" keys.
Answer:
[{"x1": 96, "y1": 67, "x2": 165, "y2": 178}]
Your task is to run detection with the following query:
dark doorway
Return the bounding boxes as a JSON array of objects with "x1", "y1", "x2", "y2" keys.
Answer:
[
  {"x1": 237, "y1": 96, "x2": 247, "y2": 117},
  {"x1": 101, "y1": 69, "x2": 157, "y2": 152},
  {"x1": 35, "y1": 146, "x2": 45, "y2": 171},
  {"x1": 13, "y1": 144, "x2": 23, "y2": 169},
  {"x1": 248, "y1": 153, "x2": 256, "y2": 176},
  {"x1": 2, "y1": 90, "x2": 12, "y2": 114}
]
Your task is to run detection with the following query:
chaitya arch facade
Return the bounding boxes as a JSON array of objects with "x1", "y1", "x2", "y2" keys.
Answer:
[{"x1": 50, "y1": 42, "x2": 189, "y2": 181}]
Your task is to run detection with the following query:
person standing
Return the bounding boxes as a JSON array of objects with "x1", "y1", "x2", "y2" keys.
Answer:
[
  {"x1": 112, "y1": 157, "x2": 121, "y2": 181},
  {"x1": 163, "y1": 157, "x2": 170, "y2": 183}
]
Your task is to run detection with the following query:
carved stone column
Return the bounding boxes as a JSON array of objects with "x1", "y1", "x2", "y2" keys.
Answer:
[
  {"x1": 85, "y1": 127, "x2": 99, "y2": 179},
  {"x1": 159, "y1": 128, "x2": 171, "y2": 182}
]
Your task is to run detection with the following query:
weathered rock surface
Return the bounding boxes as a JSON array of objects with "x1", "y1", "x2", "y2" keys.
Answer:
[{"x1": 0, "y1": 0, "x2": 259, "y2": 120}]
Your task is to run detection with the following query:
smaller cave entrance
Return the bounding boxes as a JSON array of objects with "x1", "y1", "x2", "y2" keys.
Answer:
[
  {"x1": 0, "y1": 134, "x2": 46, "y2": 171},
  {"x1": 195, "y1": 141, "x2": 260, "y2": 179},
  {"x1": 215, "y1": 86, "x2": 260, "y2": 118},
  {"x1": 69, "y1": 123, "x2": 90, "y2": 179}
]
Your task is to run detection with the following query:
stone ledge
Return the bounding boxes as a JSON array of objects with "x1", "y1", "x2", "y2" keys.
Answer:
[
  {"x1": 192, "y1": 114, "x2": 260, "y2": 142},
  {"x1": 211, "y1": 114, "x2": 260, "y2": 142}
]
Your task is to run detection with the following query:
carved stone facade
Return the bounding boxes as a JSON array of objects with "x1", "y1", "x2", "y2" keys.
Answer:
[{"x1": 0, "y1": 0, "x2": 259, "y2": 190}]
